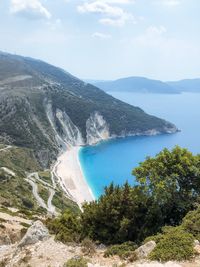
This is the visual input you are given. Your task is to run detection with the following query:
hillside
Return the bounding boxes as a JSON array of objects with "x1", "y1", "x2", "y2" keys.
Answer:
[
  {"x1": 168, "y1": 79, "x2": 200, "y2": 93},
  {"x1": 0, "y1": 52, "x2": 177, "y2": 168},
  {"x1": 0, "y1": 143, "x2": 78, "y2": 214},
  {"x1": 92, "y1": 77, "x2": 179, "y2": 94}
]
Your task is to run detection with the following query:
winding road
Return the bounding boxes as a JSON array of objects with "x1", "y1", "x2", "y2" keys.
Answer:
[
  {"x1": 0, "y1": 145, "x2": 12, "y2": 152},
  {"x1": 26, "y1": 172, "x2": 57, "y2": 215}
]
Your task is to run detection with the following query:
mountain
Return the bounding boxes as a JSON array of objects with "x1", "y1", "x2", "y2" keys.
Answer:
[
  {"x1": 91, "y1": 77, "x2": 179, "y2": 94},
  {"x1": 168, "y1": 79, "x2": 200, "y2": 93},
  {"x1": 0, "y1": 52, "x2": 177, "y2": 168}
]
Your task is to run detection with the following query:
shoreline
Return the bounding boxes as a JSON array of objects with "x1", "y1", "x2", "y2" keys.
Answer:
[
  {"x1": 53, "y1": 129, "x2": 179, "y2": 209},
  {"x1": 54, "y1": 146, "x2": 95, "y2": 209}
]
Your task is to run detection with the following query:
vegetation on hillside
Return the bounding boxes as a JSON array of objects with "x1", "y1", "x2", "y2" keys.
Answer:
[
  {"x1": 0, "y1": 52, "x2": 176, "y2": 167},
  {"x1": 0, "y1": 146, "x2": 40, "y2": 210},
  {"x1": 0, "y1": 144, "x2": 78, "y2": 214},
  {"x1": 133, "y1": 146, "x2": 200, "y2": 226},
  {"x1": 148, "y1": 226, "x2": 195, "y2": 262}
]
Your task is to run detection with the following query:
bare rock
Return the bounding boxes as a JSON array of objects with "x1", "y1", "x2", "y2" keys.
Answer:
[
  {"x1": 18, "y1": 220, "x2": 49, "y2": 247},
  {"x1": 135, "y1": 241, "x2": 156, "y2": 259},
  {"x1": 0, "y1": 233, "x2": 11, "y2": 246}
]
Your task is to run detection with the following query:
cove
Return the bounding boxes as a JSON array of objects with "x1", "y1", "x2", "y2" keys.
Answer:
[{"x1": 79, "y1": 92, "x2": 200, "y2": 198}]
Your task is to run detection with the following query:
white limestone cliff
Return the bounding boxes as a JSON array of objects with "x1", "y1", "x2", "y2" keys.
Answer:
[{"x1": 86, "y1": 112, "x2": 110, "y2": 145}]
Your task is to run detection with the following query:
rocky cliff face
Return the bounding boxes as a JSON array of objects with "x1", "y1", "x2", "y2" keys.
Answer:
[
  {"x1": 45, "y1": 105, "x2": 177, "y2": 149},
  {"x1": 86, "y1": 112, "x2": 110, "y2": 145}
]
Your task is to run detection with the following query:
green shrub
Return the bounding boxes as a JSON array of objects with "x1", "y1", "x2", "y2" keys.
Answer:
[
  {"x1": 46, "y1": 210, "x2": 82, "y2": 244},
  {"x1": 81, "y1": 238, "x2": 96, "y2": 256},
  {"x1": 104, "y1": 241, "x2": 138, "y2": 261},
  {"x1": 181, "y1": 206, "x2": 200, "y2": 240},
  {"x1": 144, "y1": 233, "x2": 164, "y2": 244},
  {"x1": 64, "y1": 257, "x2": 88, "y2": 267},
  {"x1": 149, "y1": 227, "x2": 195, "y2": 262}
]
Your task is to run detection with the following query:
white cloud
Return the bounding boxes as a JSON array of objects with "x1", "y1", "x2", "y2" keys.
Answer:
[
  {"x1": 10, "y1": 0, "x2": 51, "y2": 19},
  {"x1": 78, "y1": 1, "x2": 124, "y2": 17},
  {"x1": 92, "y1": 32, "x2": 111, "y2": 39},
  {"x1": 100, "y1": 0, "x2": 134, "y2": 3},
  {"x1": 77, "y1": 1, "x2": 135, "y2": 27},
  {"x1": 155, "y1": 0, "x2": 181, "y2": 7},
  {"x1": 134, "y1": 25, "x2": 167, "y2": 47},
  {"x1": 100, "y1": 13, "x2": 134, "y2": 27}
]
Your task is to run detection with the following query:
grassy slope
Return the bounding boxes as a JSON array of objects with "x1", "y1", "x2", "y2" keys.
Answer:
[{"x1": 0, "y1": 145, "x2": 79, "y2": 215}]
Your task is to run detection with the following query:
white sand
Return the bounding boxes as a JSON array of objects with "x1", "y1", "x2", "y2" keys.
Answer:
[{"x1": 54, "y1": 146, "x2": 95, "y2": 208}]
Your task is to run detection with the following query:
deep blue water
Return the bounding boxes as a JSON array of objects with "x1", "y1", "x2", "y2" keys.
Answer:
[{"x1": 79, "y1": 92, "x2": 200, "y2": 198}]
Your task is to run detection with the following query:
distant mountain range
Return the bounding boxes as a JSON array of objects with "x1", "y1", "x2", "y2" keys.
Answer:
[
  {"x1": 87, "y1": 77, "x2": 200, "y2": 94},
  {"x1": 167, "y1": 79, "x2": 200, "y2": 93}
]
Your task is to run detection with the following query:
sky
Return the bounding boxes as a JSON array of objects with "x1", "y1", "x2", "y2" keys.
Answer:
[{"x1": 0, "y1": 0, "x2": 200, "y2": 81}]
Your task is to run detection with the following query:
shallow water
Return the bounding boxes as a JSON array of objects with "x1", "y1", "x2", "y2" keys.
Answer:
[{"x1": 79, "y1": 92, "x2": 200, "y2": 198}]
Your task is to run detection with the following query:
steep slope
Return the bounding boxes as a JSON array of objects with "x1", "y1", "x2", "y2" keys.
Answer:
[
  {"x1": 0, "y1": 52, "x2": 177, "y2": 167},
  {"x1": 92, "y1": 77, "x2": 179, "y2": 94},
  {"x1": 0, "y1": 144, "x2": 78, "y2": 213},
  {"x1": 168, "y1": 79, "x2": 200, "y2": 93}
]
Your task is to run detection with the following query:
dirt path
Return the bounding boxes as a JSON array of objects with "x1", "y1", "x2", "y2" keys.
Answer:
[
  {"x1": 26, "y1": 178, "x2": 47, "y2": 210},
  {"x1": 26, "y1": 173, "x2": 57, "y2": 215},
  {"x1": 0, "y1": 145, "x2": 12, "y2": 152}
]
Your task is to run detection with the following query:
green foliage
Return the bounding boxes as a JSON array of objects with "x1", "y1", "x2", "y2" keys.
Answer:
[
  {"x1": 133, "y1": 146, "x2": 200, "y2": 225},
  {"x1": 0, "y1": 146, "x2": 40, "y2": 175},
  {"x1": 38, "y1": 171, "x2": 52, "y2": 185},
  {"x1": 144, "y1": 233, "x2": 164, "y2": 244},
  {"x1": 81, "y1": 182, "x2": 154, "y2": 244},
  {"x1": 64, "y1": 257, "x2": 88, "y2": 267},
  {"x1": 38, "y1": 184, "x2": 49, "y2": 204},
  {"x1": 104, "y1": 242, "x2": 138, "y2": 261},
  {"x1": 0, "y1": 173, "x2": 37, "y2": 211},
  {"x1": 80, "y1": 147, "x2": 200, "y2": 245},
  {"x1": 181, "y1": 206, "x2": 200, "y2": 240},
  {"x1": 52, "y1": 191, "x2": 79, "y2": 214},
  {"x1": 47, "y1": 210, "x2": 82, "y2": 244},
  {"x1": 149, "y1": 227, "x2": 195, "y2": 262}
]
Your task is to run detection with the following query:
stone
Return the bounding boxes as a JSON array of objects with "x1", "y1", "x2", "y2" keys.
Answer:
[
  {"x1": 135, "y1": 241, "x2": 156, "y2": 259},
  {"x1": 18, "y1": 220, "x2": 49, "y2": 247}
]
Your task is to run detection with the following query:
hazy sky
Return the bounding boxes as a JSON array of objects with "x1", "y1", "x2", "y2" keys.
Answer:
[{"x1": 0, "y1": 0, "x2": 200, "y2": 81}]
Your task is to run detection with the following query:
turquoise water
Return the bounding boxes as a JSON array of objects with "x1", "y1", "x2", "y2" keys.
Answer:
[{"x1": 79, "y1": 92, "x2": 200, "y2": 198}]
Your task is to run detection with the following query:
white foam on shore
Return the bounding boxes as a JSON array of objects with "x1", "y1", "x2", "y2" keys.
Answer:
[{"x1": 54, "y1": 146, "x2": 95, "y2": 208}]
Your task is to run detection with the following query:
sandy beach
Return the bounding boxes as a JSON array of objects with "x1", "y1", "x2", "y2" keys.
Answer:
[{"x1": 54, "y1": 146, "x2": 95, "y2": 208}]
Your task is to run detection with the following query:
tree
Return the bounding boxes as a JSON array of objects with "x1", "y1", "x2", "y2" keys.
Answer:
[
  {"x1": 133, "y1": 146, "x2": 200, "y2": 225},
  {"x1": 81, "y1": 183, "x2": 153, "y2": 244},
  {"x1": 48, "y1": 147, "x2": 200, "y2": 246}
]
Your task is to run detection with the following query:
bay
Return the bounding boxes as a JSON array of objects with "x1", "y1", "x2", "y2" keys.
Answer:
[{"x1": 79, "y1": 92, "x2": 200, "y2": 198}]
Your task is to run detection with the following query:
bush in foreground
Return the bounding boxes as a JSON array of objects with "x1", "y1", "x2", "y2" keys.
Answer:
[
  {"x1": 46, "y1": 210, "x2": 82, "y2": 243},
  {"x1": 64, "y1": 257, "x2": 88, "y2": 267},
  {"x1": 181, "y1": 206, "x2": 200, "y2": 240},
  {"x1": 104, "y1": 241, "x2": 138, "y2": 261},
  {"x1": 149, "y1": 227, "x2": 195, "y2": 262}
]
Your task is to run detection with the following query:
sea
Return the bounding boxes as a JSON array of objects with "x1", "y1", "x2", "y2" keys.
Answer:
[{"x1": 79, "y1": 92, "x2": 200, "y2": 198}]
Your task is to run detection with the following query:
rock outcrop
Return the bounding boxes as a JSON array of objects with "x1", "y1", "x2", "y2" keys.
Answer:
[
  {"x1": 18, "y1": 221, "x2": 49, "y2": 247},
  {"x1": 86, "y1": 112, "x2": 110, "y2": 145},
  {"x1": 135, "y1": 241, "x2": 156, "y2": 259}
]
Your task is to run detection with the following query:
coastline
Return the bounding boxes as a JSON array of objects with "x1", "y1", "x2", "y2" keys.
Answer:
[
  {"x1": 53, "y1": 128, "x2": 179, "y2": 209},
  {"x1": 54, "y1": 146, "x2": 95, "y2": 209}
]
